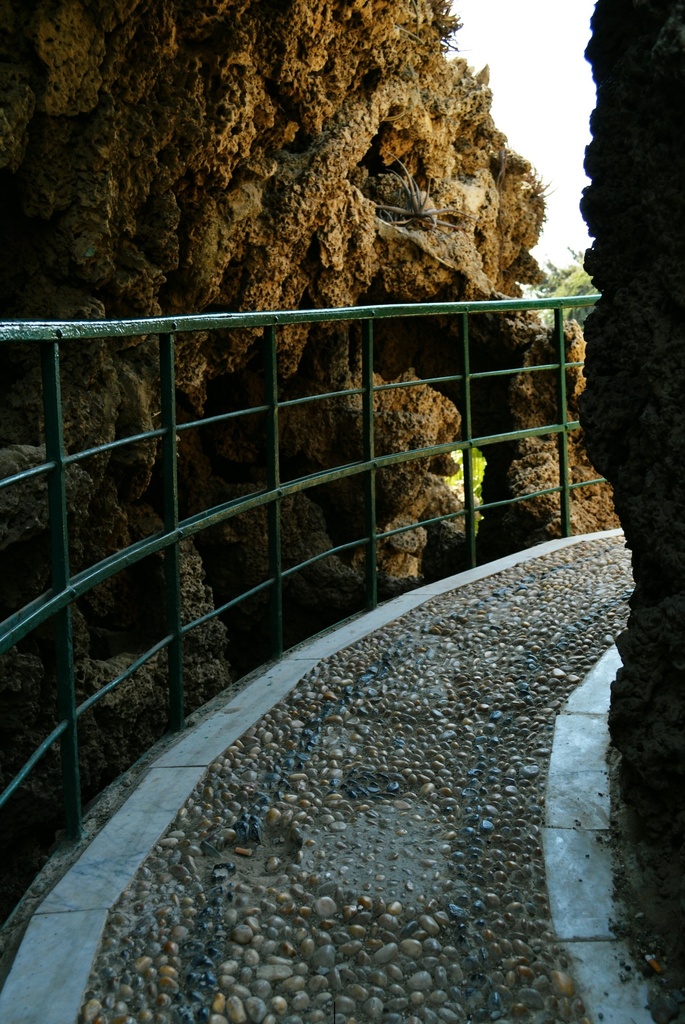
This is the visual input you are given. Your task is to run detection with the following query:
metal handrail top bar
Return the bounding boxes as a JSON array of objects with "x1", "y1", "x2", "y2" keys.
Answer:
[{"x1": 0, "y1": 295, "x2": 599, "y2": 342}]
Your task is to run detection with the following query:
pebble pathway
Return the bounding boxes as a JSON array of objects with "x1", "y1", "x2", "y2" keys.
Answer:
[{"x1": 79, "y1": 535, "x2": 632, "y2": 1024}]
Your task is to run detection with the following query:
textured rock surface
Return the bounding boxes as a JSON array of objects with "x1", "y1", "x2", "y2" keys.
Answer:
[
  {"x1": 486, "y1": 318, "x2": 619, "y2": 556},
  {"x1": 465, "y1": 314, "x2": 622, "y2": 562},
  {"x1": 581, "y1": 0, "x2": 685, "y2": 956},
  {"x1": 0, "y1": 0, "x2": 617, "y2": 922}
]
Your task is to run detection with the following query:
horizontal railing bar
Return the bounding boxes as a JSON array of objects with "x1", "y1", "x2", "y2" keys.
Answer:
[
  {"x1": 159, "y1": 375, "x2": 588, "y2": 443},
  {"x1": 468, "y1": 360, "x2": 585, "y2": 382},
  {"x1": 0, "y1": 529, "x2": 173, "y2": 653},
  {"x1": 377, "y1": 476, "x2": 607, "y2": 540},
  {"x1": 475, "y1": 477, "x2": 606, "y2": 512},
  {"x1": 377, "y1": 518, "x2": 451, "y2": 543},
  {"x1": 0, "y1": 484, "x2": 305, "y2": 649},
  {"x1": 372, "y1": 363, "x2": 575, "y2": 391},
  {"x1": 178, "y1": 487, "x2": 273, "y2": 536},
  {"x1": 469, "y1": 362, "x2": 560, "y2": 380},
  {"x1": 176, "y1": 405, "x2": 268, "y2": 433},
  {"x1": 374, "y1": 374, "x2": 464, "y2": 392},
  {"x1": 189, "y1": 475, "x2": 611, "y2": 610},
  {"x1": 0, "y1": 719, "x2": 69, "y2": 811},
  {"x1": 370, "y1": 424, "x2": 574, "y2": 472},
  {"x1": 280, "y1": 537, "x2": 366, "y2": 579},
  {"x1": 0, "y1": 296, "x2": 599, "y2": 343},
  {"x1": 376, "y1": 477, "x2": 609, "y2": 544},
  {"x1": 0, "y1": 590, "x2": 69, "y2": 654},
  {"x1": 186, "y1": 470, "x2": 618, "y2": 634},
  {"x1": 177, "y1": 461, "x2": 400, "y2": 538},
  {"x1": 472, "y1": 421, "x2": 581, "y2": 447},
  {"x1": 215, "y1": 474, "x2": 611, "y2": 596},
  {"x1": 269, "y1": 423, "x2": 581, "y2": 498},
  {"x1": 76, "y1": 635, "x2": 174, "y2": 718},
  {"x1": 376, "y1": 520, "x2": 446, "y2": 544},
  {"x1": 412, "y1": 507, "x2": 467, "y2": 531},
  {"x1": 570, "y1": 476, "x2": 606, "y2": 490},
  {"x1": 57, "y1": 386, "x2": 582, "y2": 471},
  {"x1": 176, "y1": 368, "x2": 577, "y2": 428},
  {"x1": 279, "y1": 386, "x2": 365, "y2": 409},
  {"x1": 0, "y1": 460, "x2": 56, "y2": 491},
  {"x1": 183, "y1": 542, "x2": 372, "y2": 640},
  {"x1": 477, "y1": 484, "x2": 565, "y2": 512},
  {"x1": 64, "y1": 429, "x2": 165, "y2": 466},
  {"x1": 178, "y1": 426, "x2": 585, "y2": 523},
  {"x1": 0, "y1": 415, "x2": 588, "y2": 652},
  {"x1": 180, "y1": 577, "x2": 275, "y2": 634}
]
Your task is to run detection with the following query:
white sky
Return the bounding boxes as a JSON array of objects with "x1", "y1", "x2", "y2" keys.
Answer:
[{"x1": 453, "y1": 0, "x2": 597, "y2": 268}]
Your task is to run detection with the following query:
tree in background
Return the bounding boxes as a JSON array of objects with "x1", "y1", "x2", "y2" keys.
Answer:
[{"x1": 527, "y1": 250, "x2": 599, "y2": 325}]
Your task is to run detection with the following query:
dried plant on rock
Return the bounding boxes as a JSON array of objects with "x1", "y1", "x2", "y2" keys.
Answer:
[{"x1": 375, "y1": 159, "x2": 477, "y2": 235}]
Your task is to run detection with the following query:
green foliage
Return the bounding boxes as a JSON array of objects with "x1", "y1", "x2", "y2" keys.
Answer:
[
  {"x1": 446, "y1": 448, "x2": 486, "y2": 506},
  {"x1": 527, "y1": 250, "x2": 599, "y2": 326}
]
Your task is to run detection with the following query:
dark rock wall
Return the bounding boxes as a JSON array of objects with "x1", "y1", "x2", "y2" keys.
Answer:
[{"x1": 582, "y1": 0, "x2": 685, "y2": 948}]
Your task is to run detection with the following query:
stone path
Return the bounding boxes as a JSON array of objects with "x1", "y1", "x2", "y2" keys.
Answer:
[{"x1": 0, "y1": 530, "x2": 658, "y2": 1024}]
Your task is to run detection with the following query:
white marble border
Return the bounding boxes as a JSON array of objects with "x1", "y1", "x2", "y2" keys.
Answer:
[
  {"x1": 544, "y1": 646, "x2": 654, "y2": 1023},
  {"x1": 0, "y1": 529, "x2": 625, "y2": 1024}
]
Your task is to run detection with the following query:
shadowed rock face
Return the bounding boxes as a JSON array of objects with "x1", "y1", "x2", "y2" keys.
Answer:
[
  {"x1": 582, "y1": 0, "x2": 685, "y2": 953},
  {"x1": 0, "y1": 0, "x2": 618, "y2": 920}
]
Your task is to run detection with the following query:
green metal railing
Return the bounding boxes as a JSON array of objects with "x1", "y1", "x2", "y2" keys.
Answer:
[{"x1": 0, "y1": 294, "x2": 600, "y2": 840}]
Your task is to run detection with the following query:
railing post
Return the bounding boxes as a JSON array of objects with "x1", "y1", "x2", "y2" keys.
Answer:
[
  {"x1": 459, "y1": 313, "x2": 477, "y2": 568},
  {"x1": 264, "y1": 325, "x2": 283, "y2": 658},
  {"x1": 361, "y1": 320, "x2": 377, "y2": 609},
  {"x1": 553, "y1": 308, "x2": 572, "y2": 537},
  {"x1": 159, "y1": 332, "x2": 184, "y2": 731},
  {"x1": 41, "y1": 339, "x2": 82, "y2": 841}
]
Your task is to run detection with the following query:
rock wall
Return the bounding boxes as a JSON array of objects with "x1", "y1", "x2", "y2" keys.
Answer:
[
  {"x1": 480, "y1": 318, "x2": 618, "y2": 558},
  {"x1": 582, "y1": 0, "x2": 685, "y2": 954},
  {"x1": 0, "y1": 0, "x2": 617, "y2": 921}
]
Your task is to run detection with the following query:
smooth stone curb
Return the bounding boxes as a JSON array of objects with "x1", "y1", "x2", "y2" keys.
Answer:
[
  {"x1": 546, "y1": 714, "x2": 610, "y2": 830},
  {"x1": 544, "y1": 643, "x2": 653, "y2": 1023},
  {"x1": 1, "y1": 910, "x2": 108, "y2": 1024},
  {"x1": 40, "y1": 767, "x2": 206, "y2": 914},
  {"x1": 0, "y1": 529, "x2": 624, "y2": 1024},
  {"x1": 564, "y1": 940, "x2": 652, "y2": 1024}
]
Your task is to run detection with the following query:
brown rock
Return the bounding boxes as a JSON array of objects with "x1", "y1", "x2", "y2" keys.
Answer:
[
  {"x1": 231, "y1": 924, "x2": 254, "y2": 944},
  {"x1": 650, "y1": 994, "x2": 679, "y2": 1024},
  {"x1": 550, "y1": 971, "x2": 575, "y2": 997}
]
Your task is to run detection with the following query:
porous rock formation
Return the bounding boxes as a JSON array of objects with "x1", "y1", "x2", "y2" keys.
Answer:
[
  {"x1": 582, "y1": 0, "x2": 685, "y2": 956},
  {"x1": 0, "y1": 0, "x2": 617, "y2": 921}
]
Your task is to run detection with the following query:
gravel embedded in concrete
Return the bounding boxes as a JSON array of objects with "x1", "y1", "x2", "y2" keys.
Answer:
[{"x1": 79, "y1": 535, "x2": 632, "y2": 1024}]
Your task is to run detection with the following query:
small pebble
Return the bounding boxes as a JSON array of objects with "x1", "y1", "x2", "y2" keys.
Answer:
[
  {"x1": 550, "y1": 970, "x2": 575, "y2": 996},
  {"x1": 374, "y1": 942, "x2": 399, "y2": 964},
  {"x1": 407, "y1": 970, "x2": 433, "y2": 991},
  {"x1": 225, "y1": 995, "x2": 247, "y2": 1023},
  {"x1": 81, "y1": 1001, "x2": 102, "y2": 1023},
  {"x1": 232, "y1": 925, "x2": 254, "y2": 945},
  {"x1": 650, "y1": 994, "x2": 680, "y2": 1024},
  {"x1": 314, "y1": 897, "x2": 337, "y2": 917}
]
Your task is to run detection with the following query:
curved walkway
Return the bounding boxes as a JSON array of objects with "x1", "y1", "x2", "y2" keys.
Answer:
[{"x1": 0, "y1": 530, "x2": 657, "y2": 1024}]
